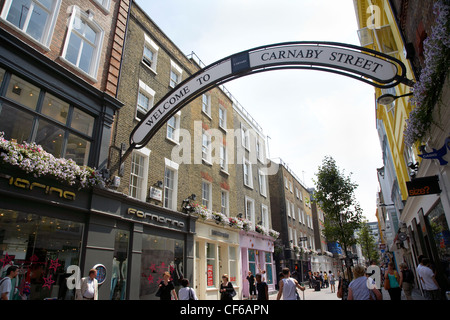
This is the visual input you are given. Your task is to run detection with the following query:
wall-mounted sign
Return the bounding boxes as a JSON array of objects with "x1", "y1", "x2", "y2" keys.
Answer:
[
  {"x1": 127, "y1": 207, "x2": 185, "y2": 228},
  {"x1": 124, "y1": 41, "x2": 412, "y2": 160},
  {"x1": 149, "y1": 187, "x2": 162, "y2": 201},
  {"x1": 211, "y1": 229, "x2": 229, "y2": 239},
  {"x1": 418, "y1": 137, "x2": 450, "y2": 165},
  {"x1": 406, "y1": 175, "x2": 441, "y2": 197}
]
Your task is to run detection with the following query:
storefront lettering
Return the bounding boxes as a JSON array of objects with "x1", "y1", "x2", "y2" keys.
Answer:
[
  {"x1": 127, "y1": 208, "x2": 185, "y2": 228},
  {"x1": 1, "y1": 174, "x2": 76, "y2": 200},
  {"x1": 211, "y1": 229, "x2": 229, "y2": 238}
]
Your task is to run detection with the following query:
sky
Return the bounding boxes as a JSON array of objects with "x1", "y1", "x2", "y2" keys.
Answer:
[{"x1": 136, "y1": 0, "x2": 383, "y2": 222}]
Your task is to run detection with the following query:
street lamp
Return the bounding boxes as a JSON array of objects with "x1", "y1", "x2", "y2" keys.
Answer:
[{"x1": 376, "y1": 92, "x2": 413, "y2": 105}]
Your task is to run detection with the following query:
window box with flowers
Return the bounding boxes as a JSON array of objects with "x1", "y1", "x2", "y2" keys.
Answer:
[
  {"x1": 0, "y1": 133, "x2": 104, "y2": 189},
  {"x1": 190, "y1": 202, "x2": 279, "y2": 239},
  {"x1": 404, "y1": 0, "x2": 450, "y2": 147}
]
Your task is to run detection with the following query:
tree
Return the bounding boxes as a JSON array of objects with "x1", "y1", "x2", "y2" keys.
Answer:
[
  {"x1": 313, "y1": 156, "x2": 364, "y2": 278},
  {"x1": 357, "y1": 221, "x2": 379, "y2": 264}
]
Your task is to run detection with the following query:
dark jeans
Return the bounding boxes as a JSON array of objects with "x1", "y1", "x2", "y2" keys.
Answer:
[
  {"x1": 424, "y1": 289, "x2": 441, "y2": 300},
  {"x1": 388, "y1": 287, "x2": 402, "y2": 300}
]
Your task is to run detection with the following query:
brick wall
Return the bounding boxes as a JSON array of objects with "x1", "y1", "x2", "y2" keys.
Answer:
[
  {"x1": 0, "y1": 0, "x2": 127, "y2": 94},
  {"x1": 112, "y1": 1, "x2": 239, "y2": 215}
]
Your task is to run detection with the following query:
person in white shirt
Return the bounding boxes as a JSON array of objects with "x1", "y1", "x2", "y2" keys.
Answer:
[
  {"x1": 276, "y1": 268, "x2": 305, "y2": 300},
  {"x1": 0, "y1": 266, "x2": 19, "y2": 300},
  {"x1": 419, "y1": 258, "x2": 440, "y2": 300},
  {"x1": 77, "y1": 269, "x2": 99, "y2": 300},
  {"x1": 178, "y1": 278, "x2": 198, "y2": 300}
]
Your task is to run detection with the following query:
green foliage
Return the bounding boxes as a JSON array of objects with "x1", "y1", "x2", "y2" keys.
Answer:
[
  {"x1": 357, "y1": 222, "x2": 379, "y2": 263},
  {"x1": 313, "y1": 156, "x2": 363, "y2": 253}
]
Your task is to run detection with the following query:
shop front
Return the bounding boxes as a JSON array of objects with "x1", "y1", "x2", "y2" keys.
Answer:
[
  {"x1": 0, "y1": 165, "x2": 196, "y2": 300},
  {"x1": 240, "y1": 231, "x2": 276, "y2": 297},
  {"x1": 194, "y1": 221, "x2": 241, "y2": 300},
  {"x1": 0, "y1": 165, "x2": 91, "y2": 300},
  {"x1": 90, "y1": 188, "x2": 196, "y2": 300}
]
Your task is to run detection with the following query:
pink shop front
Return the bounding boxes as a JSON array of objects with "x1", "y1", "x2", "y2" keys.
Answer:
[{"x1": 240, "y1": 231, "x2": 276, "y2": 298}]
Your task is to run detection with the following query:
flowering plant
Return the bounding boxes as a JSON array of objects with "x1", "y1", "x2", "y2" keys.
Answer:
[
  {"x1": 0, "y1": 132, "x2": 104, "y2": 189},
  {"x1": 211, "y1": 211, "x2": 228, "y2": 226},
  {"x1": 191, "y1": 202, "x2": 279, "y2": 239},
  {"x1": 404, "y1": 0, "x2": 450, "y2": 146}
]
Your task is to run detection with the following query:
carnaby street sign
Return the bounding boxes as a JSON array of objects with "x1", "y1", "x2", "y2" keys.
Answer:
[{"x1": 125, "y1": 41, "x2": 413, "y2": 159}]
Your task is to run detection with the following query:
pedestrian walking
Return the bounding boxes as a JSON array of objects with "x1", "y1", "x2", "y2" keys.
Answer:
[
  {"x1": 384, "y1": 262, "x2": 401, "y2": 300},
  {"x1": 156, "y1": 271, "x2": 178, "y2": 300},
  {"x1": 220, "y1": 274, "x2": 235, "y2": 300},
  {"x1": 76, "y1": 268, "x2": 99, "y2": 300},
  {"x1": 323, "y1": 271, "x2": 329, "y2": 288},
  {"x1": 348, "y1": 265, "x2": 382, "y2": 300},
  {"x1": 337, "y1": 269, "x2": 350, "y2": 300},
  {"x1": 246, "y1": 271, "x2": 257, "y2": 300},
  {"x1": 308, "y1": 270, "x2": 313, "y2": 288},
  {"x1": 276, "y1": 268, "x2": 305, "y2": 300},
  {"x1": 329, "y1": 270, "x2": 336, "y2": 293},
  {"x1": 418, "y1": 258, "x2": 441, "y2": 300},
  {"x1": 178, "y1": 278, "x2": 198, "y2": 300},
  {"x1": 255, "y1": 273, "x2": 268, "y2": 300},
  {"x1": 399, "y1": 262, "x2": 414, "y2": 300},
  {"x1": 0, "y1": 265, "x2": 19, "y2": 300}
]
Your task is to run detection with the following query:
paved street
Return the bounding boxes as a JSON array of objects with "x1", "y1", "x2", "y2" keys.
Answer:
[
  {"x1": 268, "y1": 286, "x2": 340, "y2": 300},
  {"x1": 266, "y1": 285, "x2": 426, "y2": 300}
]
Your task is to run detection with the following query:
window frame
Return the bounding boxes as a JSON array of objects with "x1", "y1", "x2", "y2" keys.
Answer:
[
  {"x1": 60, "y1": 6, "x2": 104, "y2": 80},
  {"x1": 245, "y1": 196, "x2": 255, "y2": 228},
  {"x1": 0, "y1": 0, "x2": 62, "y2": 49},
  {"x1": 243, "y1": 157, "x2": 253, "y2": 188},
  {"x1": 169, "y1": 60, "x2": 182, "y2": 88},
  {"x1": 218, "y1": 105, "x2": 227, "y2": 129},
  {"x1": 163, "y1": 158, "x2": 179, "y2": 210},
  {"x1": 220, "y1": 189, "x2": 229, "y2": 216},
  {"x1": 142, "y1": 33, "x2": 159, "y2": 73},
  {"x1": 258, "y1": 169, "x2": 267, "y2": 197},
  {"x1": 166, "y1": 111, "x2": 181, "y2": 143},
  {"x1": 129, "y1": 147, "x2": 150, "y2": 201},
  {"x1": 202, "y1": 129, "x2": 212, "y2": 164},
  {"x1": 0, "y1": 72, "x2": 96, "y2": 166},
  {"x1": 202, "y1": 93, "x2": 211, "y2": 117},
  {"x1": 136, "y1": 80, "x2": 155, "y2": 119},
  {"x1": 201, "y1": 180, "x2": 212, "y2": 210}
]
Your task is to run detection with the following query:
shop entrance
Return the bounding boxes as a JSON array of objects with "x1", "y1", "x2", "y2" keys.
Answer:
[{"x1": 0, "y1": 209, "x2": 83, "y2": 300}]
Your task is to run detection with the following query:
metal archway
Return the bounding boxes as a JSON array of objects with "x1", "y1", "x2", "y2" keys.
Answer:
[{"x1": 124, "y1": 41, "x2": 414, "y2": 161}]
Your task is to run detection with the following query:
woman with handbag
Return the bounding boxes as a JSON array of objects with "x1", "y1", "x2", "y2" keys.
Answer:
[
  {"x1": 384, "y1": 262, "x2": 402, "y2": 300},
  {"x1": 156, "y1": 271, "x2": 178, "y2": 300},
  {"x1": 220, "y1": 274, "x2": 236, "y2": 300}
]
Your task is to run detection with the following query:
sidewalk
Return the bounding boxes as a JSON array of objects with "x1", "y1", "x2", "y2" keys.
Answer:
[
  {"x1": 268, "y1": 285, "x2": 340, "y2": 300},
  {"x1": 267, "y1": 286, "x2": 426, "y2": 300},
  {"x1": 381, "y1": 287, "x2": 426, "y2": 300}
]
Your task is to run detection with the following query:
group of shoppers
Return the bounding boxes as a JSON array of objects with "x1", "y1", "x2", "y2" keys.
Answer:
[{"x1": 336, "y1": 256, "x2": 442, "y2": 300}]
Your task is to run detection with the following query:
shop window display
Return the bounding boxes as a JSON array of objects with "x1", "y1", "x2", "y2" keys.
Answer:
[
  {"x1": 0, "y1": 209, "x2": 83, "y2": 300},
  {"x1": 110, "y1": 230, "x2": 129, "y2": 300},
  {"x1": 139, "y1": 234, "x2": 184, "y2": 300},
  {"x1": 426, "y1": 201, "x2": 450, "y2": 289}
]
